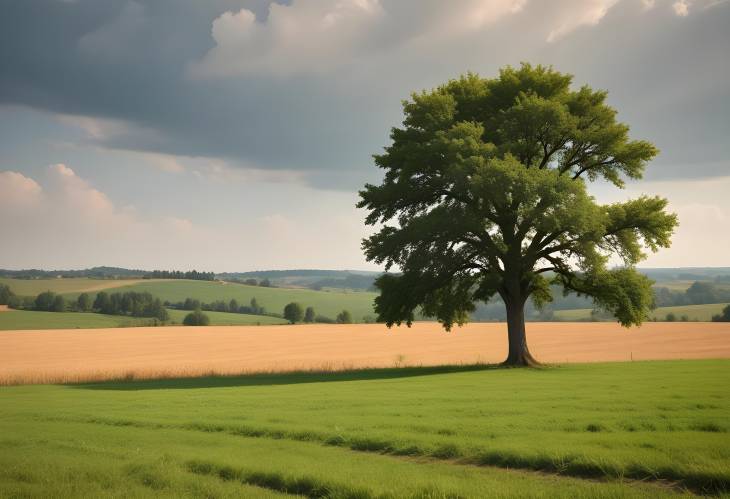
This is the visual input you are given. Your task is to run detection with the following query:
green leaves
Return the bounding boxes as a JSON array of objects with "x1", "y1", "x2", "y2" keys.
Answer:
[{"x1": 360, "y1": 63, "x2": 677, "y2": 329}]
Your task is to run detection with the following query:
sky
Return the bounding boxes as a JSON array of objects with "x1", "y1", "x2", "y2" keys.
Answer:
[{"x1": 1, "y1": 0, "x2": 729, "y2": 272}]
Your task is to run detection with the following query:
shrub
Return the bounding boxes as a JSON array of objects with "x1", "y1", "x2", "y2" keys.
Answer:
[
  {"x1": 50, "y1": 295, "x2": 66, "y2": 312},
  {"x1": 665, "y1": 312, "x2": 676, "y2": 322},
  {"x1": 34, "y1": 291, "x2": 56, "y2": 311},
  {"x1": 711, "y1": 304, "x2": 730, "y2": 322},
  {"x1": 0, "y1": 284, "x2": 14, "y2": 305},
  {"x1": 304, "y1": 306, "x2": 315, "y2": 323},
  {"x1": 76, "y1": 293, "x2": 91, "y2": 312},
  {"x1": 336, "y1": 310, "x2": 353, "y2": 324},
  {"x1": 314, "y1": 315, "x2": 335, "y2": 324},
  {"x1": 183, "y1": 309, "x2": 210, "y2": 326}
]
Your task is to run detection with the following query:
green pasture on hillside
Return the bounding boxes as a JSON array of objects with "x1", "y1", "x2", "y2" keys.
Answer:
[
  {"x1": 166, "y1": 309, "x2": 287, "y2": 326},
  {"x1": 0, "y1": 309, "x2": 287, "y2": 330},
  {"x1": 89, "y1": 280, "x2": 378, "y2": 322},
  {"x1": 554, "y1": 303, "x2": 729, "y2": 322},
  {"x1": 0, "y1": 277, "x2": 147, "y2": 296},
  {"x1": 1, "y1": 360, "x2": 728, "y2": 497},
  {"x1": 0, "y1": 310, "x2": 154, "y2": 330}
]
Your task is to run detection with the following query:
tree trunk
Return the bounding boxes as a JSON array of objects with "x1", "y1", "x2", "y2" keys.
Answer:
[{"x1": 503, "y1": 299, "x2": 540, "y2": 367}]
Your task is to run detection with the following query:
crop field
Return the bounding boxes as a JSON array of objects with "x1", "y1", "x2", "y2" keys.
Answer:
[
  {"x1": 0, "y1": 277, "x2": 150, "y2": 296},
  {"x1": 2, "y1": 322, "x2": 729, "y2": 385},
  {"x1": 555, "y1": 303, "x2": 729, "y2": 322},
  {"x1": 0, "y1": 360, "x2": 728, "y2": 498}
]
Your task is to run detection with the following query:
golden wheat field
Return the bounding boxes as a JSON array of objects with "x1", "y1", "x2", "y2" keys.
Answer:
[{"x1": 2, "y1": 322, "x2": 729, "y2": 385}]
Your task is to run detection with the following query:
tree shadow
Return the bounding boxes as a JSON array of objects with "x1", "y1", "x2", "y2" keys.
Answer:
[{"x1": 69, "y1": 364, "x2": 505, "y2": 391}]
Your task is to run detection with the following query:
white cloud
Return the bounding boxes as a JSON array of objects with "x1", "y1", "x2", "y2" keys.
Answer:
[
  {"x1": 547, "y1": 0, "x2": 621, "y2": 42},
  {"x1": 673, "y1": 0, "x2": 690, "y2": 15},
  {"x1": 190, "y1": 0, "x2": 529, "y2": 77},
  {"x1": 0, "y1": 171, "x2": 43, "y2": 213}
]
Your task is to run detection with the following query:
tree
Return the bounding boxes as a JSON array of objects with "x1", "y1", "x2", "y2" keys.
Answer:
[
  {"x1": 250, "y1": 297, "x2": 261, "y2": 314},
  {"x1": 359, "y1": 64, "x2": 677, "y2": 366},
  {"x1": 304, "y1": 306, "x2": 316, "y2": 323},
  {"x1": 0, "y1": 284, "x2": 14, "y2": 305},
  {"x1": 77, "y1": 293, "x2": 91, "y2": 312},
  {"x1": 34, "y1": 291, "x2": 56, "y2": 311},
  {"x1": 336, "y1": 310, "x2": 353, "y2": 324},
  {"x1": 260, "y1": 278, "x2": 272, "y2": 287},
  {"x1": 229, "y1": 299, "x2": 239, "y2": 314},
  {"x1": 51, "y1": 295, "x2": 66, "y2": 312},
  {"x1": 183, "y1": 309, "x2": 210, "y2": 326},
  {"x1": 712, "y1": 304, "x2": 730, "y2": 322},
  {"x1": 283, "y1": 302, "x2": 304, "y2": 323}
]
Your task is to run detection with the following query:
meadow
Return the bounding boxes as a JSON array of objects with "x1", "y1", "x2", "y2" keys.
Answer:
[
  {"x1": 0, "y1": 278, "x2": 378, "y2": 322},
  {"x1": 554, "y1": 303, "x2": 729, "y2": 322},
  {"x1": 0, "y1": 309, "x2": 286, "y2": 330},
  {"x1": 0, "y1": 360, "x2": 728, "y2": 498}
]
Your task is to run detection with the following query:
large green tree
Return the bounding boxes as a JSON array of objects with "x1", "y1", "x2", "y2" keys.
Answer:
[{"x1": 359, "y1": 64, "x2": 677, "y2": 366}]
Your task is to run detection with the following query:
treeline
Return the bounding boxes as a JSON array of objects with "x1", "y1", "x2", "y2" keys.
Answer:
[
  {"x1": 168, "y1": 297, "x2": 276, "y2": 317},
  {"x1": 144, "y1": 270, "x2": 215, "y2": 281},
  {"x1": 6, "y1": 289, "x2": 168, "y2": 321},
  {"x1": 0, "y1": 266, "x2": 146, "y2": 279},
  {"x1": 224, "y1": 278, "x2": 275, "y2": 287},
  {"x1": 282, "y1": 302, "x2": 355, "y2": 324},
  {"x1": 654, "y1": 282, "x2": 730, "y2": 307}
]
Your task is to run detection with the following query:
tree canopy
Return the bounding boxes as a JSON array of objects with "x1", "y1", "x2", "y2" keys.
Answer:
[{"x1": 358, "y1": 64, "x2": 677, "y2": 365}]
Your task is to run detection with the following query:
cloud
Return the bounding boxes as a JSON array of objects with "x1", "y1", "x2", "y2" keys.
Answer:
[
  {"x1": 0, "y1": 0, "x2": 728, "y2": 190},
  {"x1": 546, "y1": 0, "x2": 620, "y2": 42},
  {"x1": 0, "y1": 171, "x2": 43, "y2": 208},
  {"x1": 673, "y1": 0, "x2": 690, "y2": 15}
]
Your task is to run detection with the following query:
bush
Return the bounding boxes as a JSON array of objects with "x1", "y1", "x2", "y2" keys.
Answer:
[
  {"x1": 51, "y1": 295, "x2": 66, "y2": 312},
  {"x1": 362, "y1": 315, "x2": 376, "y2": 324},
  {"x1": 283, "y1": 302, "x2": 304, "y2": 323},
  {"x1": 665, "y1": 312, "x2": 676, "y2": 322},
  {"x1": 314, "y1": 315, "x2": 336, "y2": 324},
  {"x1": 336, "y1": 310, "x2": 353, "y2": 324},
  {"x1": 77, "y1": 293, "x2": 91, "y2": 312},
  {"x1": 304, "y1": 306, "x2": 315, "y2": 323},
  {"x1": 183, "y1": 309, "x2": 210, "y2": 326}
]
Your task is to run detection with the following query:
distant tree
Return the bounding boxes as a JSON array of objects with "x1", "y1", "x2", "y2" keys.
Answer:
[
  {"x1": 77, "y1": 293, "x2": 91, "y2": 312},
  {"x1": 244, "y1": 278, "x2": 258, "y2": 286},
  {"x1": 665, "y1": 313, "x2": 677, "y2": 322},
  {"x1": 34, "y1": 291, "x2": 56, "y2": 311},
  {"x1": 260, "y1": 278, "x2": 272, "y2": 287},
  {"x1": 304, "y1": 306, "x2": 315, "y2": 323},
  {"x1": 183, "y1": 309, "x2": 210, "y2": 326},
  {"x1": 183, "y1": 297, "x2": 201, "y2": 310},
  {"x1": 93, "y1": 291, "x2": 110, "y2": 313},
  {"x1": 250, "y1": 297, "x2": 261, "y2": 314},
  {"x1": 283, "y1": 302, "x2": 304, "y2": 323},
  {"x1": 0, "y1": 284, "x2": 14, "y2": 305},
  {"x1": 362, "y1": 315, "x2": 376, "y2": 324},
  {"x1": 51, "y1": 295, "x2": 66, "y2": 312},
  {"x1": 680, "y1": 314, "x2": 689, "y2": 322},
  {"x1": 359, "y1": 64, "x2": 676, "y2": 365},
  {"x1": 712, "y1": 304, "x2": 730, "y2": 322},
  {"x1": 229, "y1": 299, "x2": 239, "y2": 314},
  {"x1": 336, "y1": 310, "x2": 353, "y2": 324}
]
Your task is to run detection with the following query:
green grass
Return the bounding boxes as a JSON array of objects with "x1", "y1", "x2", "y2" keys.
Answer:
[
  {"x1": 0, "y1": 310, "x2": 159, "y2": 330},
  {"x1": 166, "y1": 309, "x2": 287, "y2": 326},
  {"x1": 0, "y1": 309, "x2": 287, "y2": 330},
  {"x1": 0, "y1": 277, "x2": 146, "y2": 296},
  {"x1": 1, "y1": 361, "x2": 727, "y2": 497},
  {"x1": 554, "y1": 303, "x2": 729, "y2": 321},
  {"x1": 76, "y1": 280, "x2": 378, "y2": 322}
]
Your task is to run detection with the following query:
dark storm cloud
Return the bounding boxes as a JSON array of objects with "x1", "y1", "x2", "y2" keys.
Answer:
[{"x1": 1, "y1": 0, "x2": 728, "y2": 188}]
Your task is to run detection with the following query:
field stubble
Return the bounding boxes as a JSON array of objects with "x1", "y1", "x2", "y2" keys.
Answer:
[{"x1": 2, "y1": 321, "x2": 729, "y2": 385}]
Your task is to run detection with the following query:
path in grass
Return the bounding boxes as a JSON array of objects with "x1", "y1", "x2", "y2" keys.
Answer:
[
  {"x1": 2, "y1": 322, "x2": 729, "y2": 384},
  {"x1": 0, "y1": 360, "x2": 726, "y2": 497}
]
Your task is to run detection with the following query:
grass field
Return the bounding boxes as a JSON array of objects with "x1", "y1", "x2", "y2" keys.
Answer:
[
  {"x1": 0, "y1": 360, "x2": 727, "y2": 497},
  {"x1": 1, "y1": 278, "x2": 377, "y2": 322},
  {"x1": 166, "y1": 309, "x2": 287, "y2": 326},
  {"x1": 93, "y1": 280, "x2": 378, "y2": 322},
  {"x1": 555, "y1": 303, "x2": 729, "y2": 322},
  {"x1": 0, "y1": 277, "x2": 148, "y2": 296},
  {"x1": 0, "y1": 309, "x2": 286, "y2": 330},
  {"x1": 0, "y1": 309, "x2": 159, "y2": 330}
]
